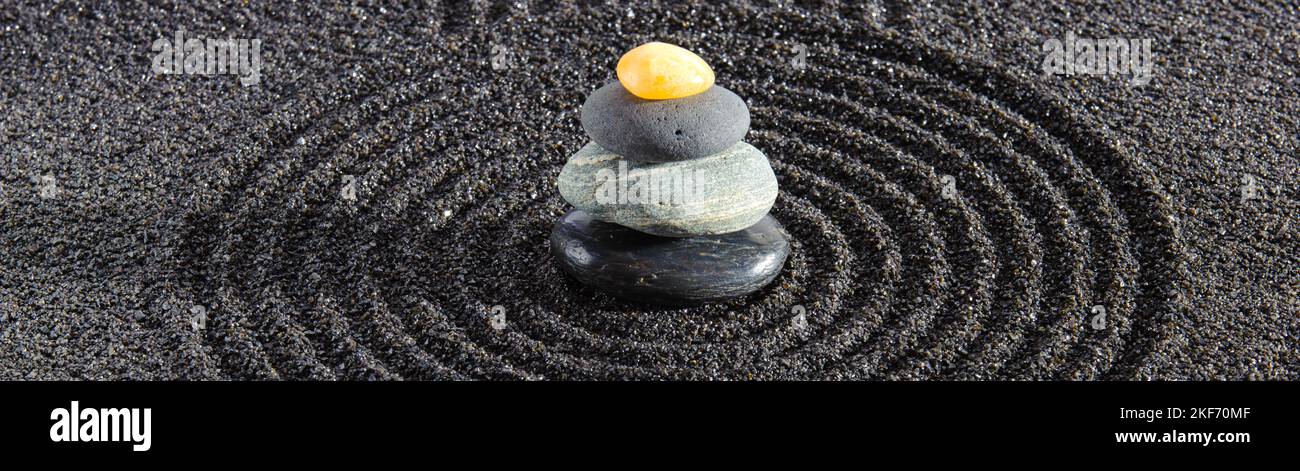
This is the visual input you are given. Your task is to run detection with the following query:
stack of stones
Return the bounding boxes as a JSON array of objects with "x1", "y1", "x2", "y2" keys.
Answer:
[{"x1": 551, "y1": 42, "x2": 790, "y2": 305}]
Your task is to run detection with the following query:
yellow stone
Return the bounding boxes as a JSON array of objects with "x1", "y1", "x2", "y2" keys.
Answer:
[{"x1": 616, "y1": 42, "x2": 715, "y2": 100}]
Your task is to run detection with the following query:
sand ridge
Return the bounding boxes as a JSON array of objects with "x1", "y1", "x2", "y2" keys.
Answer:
[{"x1": 0, "y1": 2, "x2": 1294, "y2": 380}]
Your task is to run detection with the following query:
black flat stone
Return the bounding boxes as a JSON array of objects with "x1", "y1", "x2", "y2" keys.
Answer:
[{"x1": 550, "y1": 209, "x2": 790, "y2": 305}]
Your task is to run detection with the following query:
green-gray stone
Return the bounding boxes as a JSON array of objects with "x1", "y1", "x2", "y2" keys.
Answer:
[{"x1": 558, "y1": 141, "x2": 777, "y2": 237}]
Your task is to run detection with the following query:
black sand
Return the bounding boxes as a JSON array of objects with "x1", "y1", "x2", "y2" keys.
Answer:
[{"x1": 0, "y1": 2, "x2": 1295, "y2": 380}]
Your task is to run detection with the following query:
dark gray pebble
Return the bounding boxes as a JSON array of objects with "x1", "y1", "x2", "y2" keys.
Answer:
[{"x1": 581, "y1": 82, "x2": 750, "y2": 163}]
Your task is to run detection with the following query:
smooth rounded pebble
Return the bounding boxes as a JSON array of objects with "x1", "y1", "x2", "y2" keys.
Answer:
[
  {"x1": 550, "y1": 209, "x2": 790, "y2": 305},
  {"x1": 558, "y1": 141, "x2": 777, "y2": 237},
  {"x1": 616, "y1": 41, "x2": 715, "y2": 100},
  {"x1": 581, "y1": 81, "x2": 749, "y2": 163}
]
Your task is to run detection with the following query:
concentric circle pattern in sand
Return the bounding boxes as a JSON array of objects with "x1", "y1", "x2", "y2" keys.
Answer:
[{"x1": 173, "y1": 2, "x2": 1189, "y2": 380}]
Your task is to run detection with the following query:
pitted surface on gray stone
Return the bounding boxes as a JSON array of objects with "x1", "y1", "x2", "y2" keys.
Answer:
[
  {"x1": 558, "y1": 141, "x2": 777, "y2": 237},
  {"x1": 581, "y1": 81, "x2": 750, "y2": 163}
]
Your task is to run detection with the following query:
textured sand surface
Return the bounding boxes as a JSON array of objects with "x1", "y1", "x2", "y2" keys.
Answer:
[{"x1": 0, "y1": 1, "x2": 1295, "y2": 380}]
